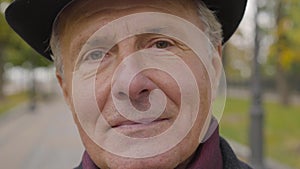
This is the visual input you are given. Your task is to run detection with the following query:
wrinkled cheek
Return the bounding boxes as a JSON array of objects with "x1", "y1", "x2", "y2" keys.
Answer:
[
  {"x1": 184, "y1": 54, "x2": 212, "y2": 135},
  {"x1": 185, "y1": 56, "x2": 212, "y2": 105},
  {"x1": 95, "y1": 76, "x2": 113, "y2": 112},
  {"x1": 145, "y1": 69, "x2": 181, "y2": 107},
  {"x1": 175, "y1": 50, "x2": 212, "y2": 102}
]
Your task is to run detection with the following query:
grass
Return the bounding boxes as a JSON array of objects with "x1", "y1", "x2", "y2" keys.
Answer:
[
  {"x1": 220, "y1": 96, "x2": 300, "y2": 168},
  {"x1": 0, "y1": 92, "x2": 28, "y2": 116}
]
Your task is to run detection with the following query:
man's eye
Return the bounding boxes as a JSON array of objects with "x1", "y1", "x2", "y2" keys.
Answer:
[
  {"x1": 84, "y1": 49, "x2": 106, "y2": 61},
  {"x1": 151, "y1": 40, "x2": 173, "y2": 49}
]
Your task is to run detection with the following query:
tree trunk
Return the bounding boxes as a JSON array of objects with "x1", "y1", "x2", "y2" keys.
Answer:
[
  {"x1": 276, "y1": 63, "x2": 290, "y2": 105},
  {"x1": 249, "y1": 0, "x2": 265, "y2": 168},
  {"x1": 274, "y1": 0, "x2": 291, "y2": 106}
]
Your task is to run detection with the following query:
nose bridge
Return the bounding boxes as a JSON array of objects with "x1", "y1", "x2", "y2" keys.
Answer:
[
  {"x1": 111, "y1": 36, "x2": 140, "y2": 97},
  {"x1": 117, "y1": 36, "x2": 137, "y2": 60},
  {"x1": 112, "y1": 42, "x2": 158, "y2": 102}
]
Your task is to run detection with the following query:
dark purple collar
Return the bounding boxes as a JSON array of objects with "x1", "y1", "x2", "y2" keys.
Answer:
[{"x1": 81, "y1": 128, "x2": 222, "y2": 169}]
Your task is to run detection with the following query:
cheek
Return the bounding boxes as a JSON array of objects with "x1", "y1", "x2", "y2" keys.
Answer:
[
  {"x1": 145, "y1": 70, "x2": 181, "y2": 106},
  {"x1": 182, "y1": 53, "x2": 212, "y2": 98},
  {"x1": 173, "y1": 50, "x2": 212, "y2": 105},
  {"x1": 192, "y1": 62, "x2": 212, "y2": 118},
  {"x1": 178, "y1": 52, "x2": 212, "y2": 131},
  {"x1": 95, "y1": 74, "x2": 113, "y2": 111}
]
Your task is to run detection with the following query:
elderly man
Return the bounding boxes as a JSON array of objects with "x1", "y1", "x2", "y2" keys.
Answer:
[{"x1": 5, "y1": 0, "x2": 250, "y2": 168}]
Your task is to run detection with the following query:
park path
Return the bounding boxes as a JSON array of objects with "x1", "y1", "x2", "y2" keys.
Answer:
[{"x1": 0, "y1": 94, "x2": 84, "y2": 169}]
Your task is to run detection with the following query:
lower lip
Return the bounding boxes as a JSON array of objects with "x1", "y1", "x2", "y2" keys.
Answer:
[{"x1": 113, "y1": 119, "x2": 169, "y2": 133}]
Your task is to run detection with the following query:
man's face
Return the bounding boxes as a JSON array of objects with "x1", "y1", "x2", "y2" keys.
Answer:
[{"x1": 56, "y1": 0, "x2": 222, "y2": 168}]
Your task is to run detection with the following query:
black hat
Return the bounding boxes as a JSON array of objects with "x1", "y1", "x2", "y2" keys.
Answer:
[{"x1": 5, "y1": 0, "x2": 247, "y2": 61}]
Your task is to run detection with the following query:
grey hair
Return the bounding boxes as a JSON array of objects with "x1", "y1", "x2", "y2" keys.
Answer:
[
  {"x1": 50, "y1": 32, "x2": 64, "y2": 75},
  {"x1": 195, "y1": 0, "x2": 223, "y2": 47},
  {"x1": 50, "y1": 0, "x2": 223, "y2": 77}
]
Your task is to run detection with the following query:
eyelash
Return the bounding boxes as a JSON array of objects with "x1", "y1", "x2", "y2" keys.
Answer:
[
  {"x1": 83, "y1": 49, "x2": 109, "y2": 62},
  {"x1": 147, "y1": 38, "x2": 175, "y2": 49}
]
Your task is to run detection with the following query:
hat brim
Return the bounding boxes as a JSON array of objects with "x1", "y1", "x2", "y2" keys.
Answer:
[{"x1": 5, "y1": 0, "x2": 247, "y2": 61}]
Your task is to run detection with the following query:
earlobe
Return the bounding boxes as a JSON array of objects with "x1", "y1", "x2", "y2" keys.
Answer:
[
  {"x1": 56, "y1": 72, "x2": 71, "y2": 107},
  {"x1": 217, "y1": 44, "x2": 223, "y2": 58}
]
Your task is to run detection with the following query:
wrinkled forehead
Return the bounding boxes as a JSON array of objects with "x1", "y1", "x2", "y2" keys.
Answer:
[{"x1": 54, "y1": 0, "x2": 198, "y2": 35}]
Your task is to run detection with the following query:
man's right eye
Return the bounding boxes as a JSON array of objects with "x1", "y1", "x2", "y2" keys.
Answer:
[{"x1": 84, "y1": 49, "x2": 107, "y2": 61}]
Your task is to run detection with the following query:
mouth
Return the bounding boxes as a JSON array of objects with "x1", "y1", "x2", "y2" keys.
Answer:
[{"x1": 111, "y1": 118, "x2": 171, "y2": 137}]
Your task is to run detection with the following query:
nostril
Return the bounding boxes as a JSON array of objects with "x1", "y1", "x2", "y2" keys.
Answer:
[
  {"x1": 138, "y1": 89, "x2": 151, "y2": 98},
  {"x1": 118, "y1": 91, "x2": 127, "y2": 100},
  {"x1": 140, "y1": 89, "x2": 149, "y2": 94},
  {"x1": 131, "y1": 88, "x2": 151, "y2": 111},
  {"x1": 115, "y1": 89, "x2": 150, "y2": 100}
]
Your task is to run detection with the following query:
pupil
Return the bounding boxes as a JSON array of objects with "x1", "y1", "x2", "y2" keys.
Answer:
[
  {"x1": 156, "y1": 41, "x2": 168, "y2": 48},
  {"x1": 91, "y1": 51, "x2": 103, "y2": 59}
]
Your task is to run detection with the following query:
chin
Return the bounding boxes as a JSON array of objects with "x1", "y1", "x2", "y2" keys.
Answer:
[
  {"x1": 85, "y1": 131, "x2": 200, "y2": 169},
  {"x1": 78, "y1": 104, "x2": 206, "y2": 169},
  {"x1": 98, "y1": 151, "x2": 183, "y2": 169}
]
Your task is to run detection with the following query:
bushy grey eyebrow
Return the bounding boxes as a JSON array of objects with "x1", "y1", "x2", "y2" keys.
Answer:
[{"x1": 86, "y1": 35, "x2": 117, "y2": 48}]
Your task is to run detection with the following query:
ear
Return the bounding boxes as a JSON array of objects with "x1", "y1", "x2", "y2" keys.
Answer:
[
  {"x1": 211, "y1": 44, "x2": 223, "y2": 100},
  {"x1": 56, "y1": 71, "x2": 72, "y2": 107},
  {"x1": 217, "y1": 44, "x2": 222, "y2": 58}
]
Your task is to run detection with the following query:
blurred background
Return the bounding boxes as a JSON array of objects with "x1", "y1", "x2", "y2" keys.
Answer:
[{"x1": 0, "y1": 0, "x2": 299, "y2": 169}]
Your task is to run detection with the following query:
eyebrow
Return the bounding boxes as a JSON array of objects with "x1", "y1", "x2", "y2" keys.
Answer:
[
  {"x1": 144, "y1": 26, "x2": 186, "y2": 38},
  {"x1": 145, "y1": 27, "x2": 169, "y2": 34},
  {"x1": 83, "y1": 25, "x2": 184, "y2": 51},
  {"x1": 86, "y1": 35, "x2": 117, "y2": 48}
]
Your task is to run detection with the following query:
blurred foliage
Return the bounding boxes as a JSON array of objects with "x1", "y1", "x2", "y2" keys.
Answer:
[
  {"x1": 0, "y1": 0, "x2": 51, "y2": 99},
  {"x1": 269, "y1": 0, "x2": 300, "y2": 71},
  {"x1": 268, "y1": 0, "x2": 300, "y2": 104},
  {"x1": 225, "y1": 0, "x2": 300, "y2": 104},
  {"x1": 223, "y1": 37, "x2": 252, "y2": 82}
]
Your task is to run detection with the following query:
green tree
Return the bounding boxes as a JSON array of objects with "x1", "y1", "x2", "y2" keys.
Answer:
[
  {"x1": 0, "y1": 0, "x2": 11, "y2": 99},
  {"x1": 269, "y1": 0, "x2": 300, "y2": 105}
]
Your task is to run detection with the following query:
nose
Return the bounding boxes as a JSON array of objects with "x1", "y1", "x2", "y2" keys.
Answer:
[
  {"x1": 111, "y1": 36, "x2": 159, "y2": 111},
  {"x1": 130, "y1": 73, "x2": 157, "y2": 101},
  {"x1": 113, "y1": 71, "x2": 158, "y2": 111}
]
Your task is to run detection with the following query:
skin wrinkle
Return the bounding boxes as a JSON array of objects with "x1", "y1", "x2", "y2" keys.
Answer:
[
  {"x1": 65, "y1": 12, "x2": 198, "y2": 65},
  {"x1": 54, "y1": 0, "x2": 221, "y2": 169},
  {"x1": 77, "y1": 30, "x2": 190, "y2": 82},
  {"x1": 55, "y1": 0, "x2": 202, "y2": 55},
  {"x1": 50, "y1": 0, "x2": 222, "y2": 77}
]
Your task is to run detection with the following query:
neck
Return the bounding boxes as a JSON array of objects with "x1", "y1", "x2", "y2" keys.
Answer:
[{"x1": 174, "y1": 151, "x2": 197, "y2": 169}]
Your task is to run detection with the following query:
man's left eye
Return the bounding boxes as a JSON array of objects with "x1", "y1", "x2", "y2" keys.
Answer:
[{"x1": 151, "y1": 40, "x2": 173, "y2": 49}]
